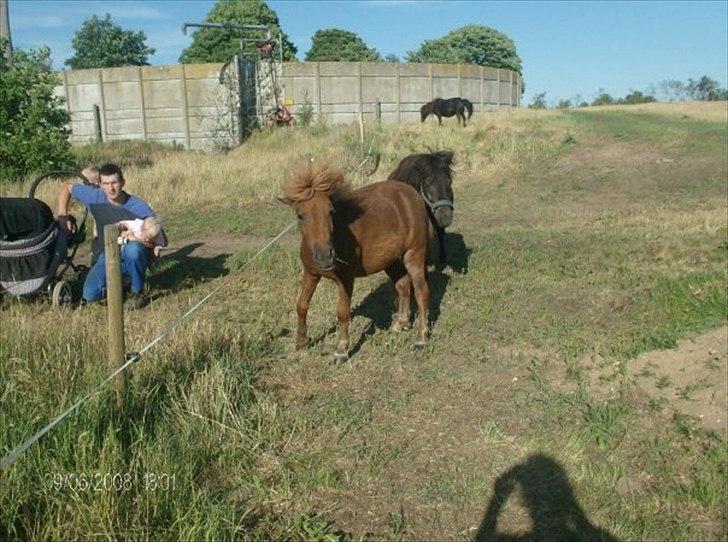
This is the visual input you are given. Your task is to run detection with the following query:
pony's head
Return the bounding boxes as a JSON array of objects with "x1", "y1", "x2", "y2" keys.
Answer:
[
  {"x1": 420, "y1": 151, "x2": 455, "y2": 228},
  {"x1": 279, "y1": 159, "x2": 348, "y2": 271},
  {"x1": 420, "y1": 101, "x2": 433, "y2": 123}
]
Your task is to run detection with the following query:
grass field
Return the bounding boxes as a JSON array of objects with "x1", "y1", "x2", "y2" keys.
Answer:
[{"x1": 1, "y1": 102, "x2": 727, "y2": 540}]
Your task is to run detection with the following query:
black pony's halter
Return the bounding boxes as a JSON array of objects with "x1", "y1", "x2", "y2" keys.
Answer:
[{"x1": 419, "y1": 184, "x2": 454, "y2": 218}]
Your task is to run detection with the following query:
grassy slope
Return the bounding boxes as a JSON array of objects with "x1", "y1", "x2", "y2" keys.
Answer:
[{"x1": 1, "y1": 103, "x2": 726, "y2": 540}]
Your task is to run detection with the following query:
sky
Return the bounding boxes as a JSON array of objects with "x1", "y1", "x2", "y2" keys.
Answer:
[{"x1": 7, "y1": 0, "x2": 728, "y2": 106}]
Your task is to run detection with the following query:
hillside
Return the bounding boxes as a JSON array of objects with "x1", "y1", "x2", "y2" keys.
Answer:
[{"x1": 1, "y1": 102, "x2": 726, "y2": 540}]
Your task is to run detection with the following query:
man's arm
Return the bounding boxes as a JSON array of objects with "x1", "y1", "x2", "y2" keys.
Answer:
[{"x1": 56, "y1": 182, "x2": 75, "y2": 234}]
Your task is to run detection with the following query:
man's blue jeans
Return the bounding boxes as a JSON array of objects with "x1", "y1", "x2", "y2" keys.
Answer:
[{"x1": 83, "y1": 241, "x2": 149, "y2": 301}]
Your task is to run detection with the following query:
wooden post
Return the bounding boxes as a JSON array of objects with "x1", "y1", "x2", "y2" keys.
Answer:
[
  {"x1": 93, "y1": 105, "x2": 102, "y2": 142},
  {"x1": 375, "y1": 99, "x2": 381, "y2": 123},
  {"x1": 98, "y1": 69, "x2": 108, "y2": 140},
  {"x1": 104, "y1": 224, "x2": 126, "y2": 409},
  {"x1": 358, "y1": 110, "x2": 364, "y2": 146}
]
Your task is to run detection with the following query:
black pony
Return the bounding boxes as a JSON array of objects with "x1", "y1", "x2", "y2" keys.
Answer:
[
  {"x1": 420, "y1": 97, "x2": 474, "y2": 127},
  {"x1": 388, "y1": 151, "x2": 455, "y2": 265}
]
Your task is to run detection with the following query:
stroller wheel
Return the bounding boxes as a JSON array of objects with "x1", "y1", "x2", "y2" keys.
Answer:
[{"x1": 52, "y1": 280, "x2": 73, "y2": 307}]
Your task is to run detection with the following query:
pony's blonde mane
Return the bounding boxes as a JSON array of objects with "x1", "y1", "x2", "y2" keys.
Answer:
[{"x1": 283, "y1": 159, "x2": 348, "y2": 203}]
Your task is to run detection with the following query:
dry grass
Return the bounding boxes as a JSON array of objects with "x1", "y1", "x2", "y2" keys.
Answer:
[
  {"x1": 2, "y1": 103, "x2": 727, "y2": 540},
  {"x1": 581, "y1": 100, "x2": 728, "y2": 122}
]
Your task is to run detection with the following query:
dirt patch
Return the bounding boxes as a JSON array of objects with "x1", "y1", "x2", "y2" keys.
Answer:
[
  {"x1": 628, "y1": 326, "x2": 727, "y2": 433},
  {"x1": 573, "y1": 327, "x2": 728, "y2": 434}
]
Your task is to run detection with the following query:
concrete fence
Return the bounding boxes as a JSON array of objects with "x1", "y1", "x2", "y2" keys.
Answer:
[{"x1": 55, "y1": 61, "x2": 522, "y2": 150}]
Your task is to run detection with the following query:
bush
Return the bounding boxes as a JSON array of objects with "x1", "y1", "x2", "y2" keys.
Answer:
[
  {"x1": 0, "y1": 42, "x2": 74, "y2": 183},
  {"x1": 297, "y1": 92, "x2": 315, "y2": 127}
]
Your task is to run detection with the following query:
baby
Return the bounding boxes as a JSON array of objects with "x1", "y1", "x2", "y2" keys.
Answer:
[{"x1": 118, "y1": 216, "x2": 165, "y2": 257}]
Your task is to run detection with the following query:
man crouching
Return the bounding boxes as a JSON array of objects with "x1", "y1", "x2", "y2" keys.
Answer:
[{"x1": 56, "y1": 163, "x2": 167, "y2": 309}]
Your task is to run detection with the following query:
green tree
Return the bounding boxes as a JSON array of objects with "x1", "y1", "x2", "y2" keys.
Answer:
[
  {"x1": 384, "y1": 54, "x2": 400, "y2": 63},
  {"x1": 305, "y1": 28, "x2": 381, "y2": 61},
  {"x1": 65, "y1": 14, "x2": 154, "y2": 69},
  {"x1": 686, "y1": 76, "x2": 725, "y2": 101},
  {"x1": 0, "y1": 41, "x2": 73, "y2": 182},
  {"x1": 591, "y1": 90, "x2": 616, "y2": 106},
  {"x1": 406, "y1": 25, "x2": 522, "y2": 74},
  {"x1": 180, "y1": 0, "x2": 297, "y2": 63},
  {"x1": 621, "y1": 90, "x2": 657, "y2": 104},
  {"x1": 528, "y1": 92, "x2": 547, "y2": 109}
]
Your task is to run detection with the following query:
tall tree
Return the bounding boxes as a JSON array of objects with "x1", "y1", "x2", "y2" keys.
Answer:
[
  {"x1": 686, "y1": 76, "x2": 726, "y2": 101},
  {"x1": 65, "y1": 14, "x2": 154, "y2": 69},
  {"x1": 406, "y1": 25, "x2": 522, "y2": 74},
  {"x1": 180, "y1": 0, "x2": 297, "y2": 63},
  {"x1": 1, "y1": 43, "x2": 73, "y2": 182},
  {"x1": 305, "y1": 29, "x2": 381, "y2": 61}
]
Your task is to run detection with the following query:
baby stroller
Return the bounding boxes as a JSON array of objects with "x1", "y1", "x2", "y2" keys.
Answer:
[{"x1": 0, "y1": 171, "x2": 90, "y2": 307}]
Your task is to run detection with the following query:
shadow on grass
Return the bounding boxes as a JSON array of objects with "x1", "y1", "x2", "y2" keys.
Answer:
[
  {"x1": 476, "y1": 454, "x2": 619, "y2": 542},
  {"x1": 310, "y1": 232, "x2": 471, "y2": 358},
  {"x1": 149, "y1": 242, "x2": 231, "y2": 296}
]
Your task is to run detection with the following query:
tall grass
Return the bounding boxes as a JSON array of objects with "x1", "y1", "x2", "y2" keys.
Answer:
[{"x1": 2, "y1": 103, "x2": 726, "y2": 540}]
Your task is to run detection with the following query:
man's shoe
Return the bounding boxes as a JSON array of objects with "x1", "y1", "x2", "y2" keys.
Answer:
[{"x1": 126, "y1": 292, "x2": 149, "y2": 310}]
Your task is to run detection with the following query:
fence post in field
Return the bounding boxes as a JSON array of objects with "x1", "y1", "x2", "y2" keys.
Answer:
[
  {"x1": 93, "y1": 105, "x2": 102, "y2": 142},
  {"x1": 104, "y1": 224, "x2": 127, "y2": 409},
  {"x1": 375, "y1": 100, "x2": 382, "y2": 124}
]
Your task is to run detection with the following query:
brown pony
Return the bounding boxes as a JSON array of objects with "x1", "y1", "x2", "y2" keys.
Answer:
[{"x1": 279, "y1": 160, "x2": 431, "y2": 362}]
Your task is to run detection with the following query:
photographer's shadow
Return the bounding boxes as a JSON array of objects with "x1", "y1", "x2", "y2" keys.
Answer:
[
  {"x1": 476, "y1": 454, "x2": 619, "y2": 542},
  {"x1": 148, "y1": 242, "x2": 230, "y2": 297}
]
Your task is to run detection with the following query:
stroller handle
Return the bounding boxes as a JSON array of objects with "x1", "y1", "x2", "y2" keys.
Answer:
[{"x1": 29, "y1": 170, "x2": 92, "y2": 257}]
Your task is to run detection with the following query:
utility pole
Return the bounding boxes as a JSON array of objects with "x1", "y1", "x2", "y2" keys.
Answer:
[{"x1": 1, "y1": 0, "x2": 12, "y2": 67}]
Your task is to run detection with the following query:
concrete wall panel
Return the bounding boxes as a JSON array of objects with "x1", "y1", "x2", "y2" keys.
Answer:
[
  {"x1": 399, "y1": 77, "x2": 431, "y2": 103},
  {"x1": 66, "y1": 83, "x2": 102, "y2": 111},
  {"x1": 499, "y1": 81, "x2": 512, "y2": 105},
  {"x1": 142, "y1": 65, "x2": 184, "y2": 80},
  {"x1": 65, "y1": 69, "x2": 101, "y2": 85},
  {"x1": 147, "y1": 117, "x2": 185, "y2": 134},
  {"x1": 362, "y1": 77, "x2": 397, "y2": 102},
  {"x1": 57, "y1": 62, "x2": 519, "y2": 149},
  {"x1": 319, "y1": 61, "x2": 358, "y2": 77},
  {"x1": 398, "y1": 64, "x2": 429, "y2": 77},
  {"x1": 433, "y1": 78, "x2": 459, "y2": 98},
  {"x1": 321, "y1": 77, "x2": 358, "y2": 103},
  {"x1": 143, "y1": 79, "x2": 184, "y2": 108},
  {"x1": 103, "y1": 82, "x2": 142, "y2": 110},
  {"x1": 362, "y1": 63, "x2": 398, "y2": 77}
]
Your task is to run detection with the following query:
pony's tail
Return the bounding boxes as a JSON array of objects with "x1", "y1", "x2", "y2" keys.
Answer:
[{"x1": 465, "y1": 100, "x2": 473, "y2": 119}]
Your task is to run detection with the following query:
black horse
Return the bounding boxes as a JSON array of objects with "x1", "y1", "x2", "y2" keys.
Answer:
[
  {"x1": 420, "y1": 97, "x2": 474, "y2": 127},
  {"x1": 388, "y1": 151, "x2": 455, "y2": 265}
]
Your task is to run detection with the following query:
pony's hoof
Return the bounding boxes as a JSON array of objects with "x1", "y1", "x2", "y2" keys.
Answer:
[
  {"x1": 295, "y1": 339, "x2": 309, "y2": 351},
  {"x1": 390, "y1": 320, "x2": 411, "y2": 332},
  {"x1": 333, "y1": 352, "x2": 349, "y2": 363},
  {"x1": 412, "y1": 340, "x2": 427, "y2": 350}
]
